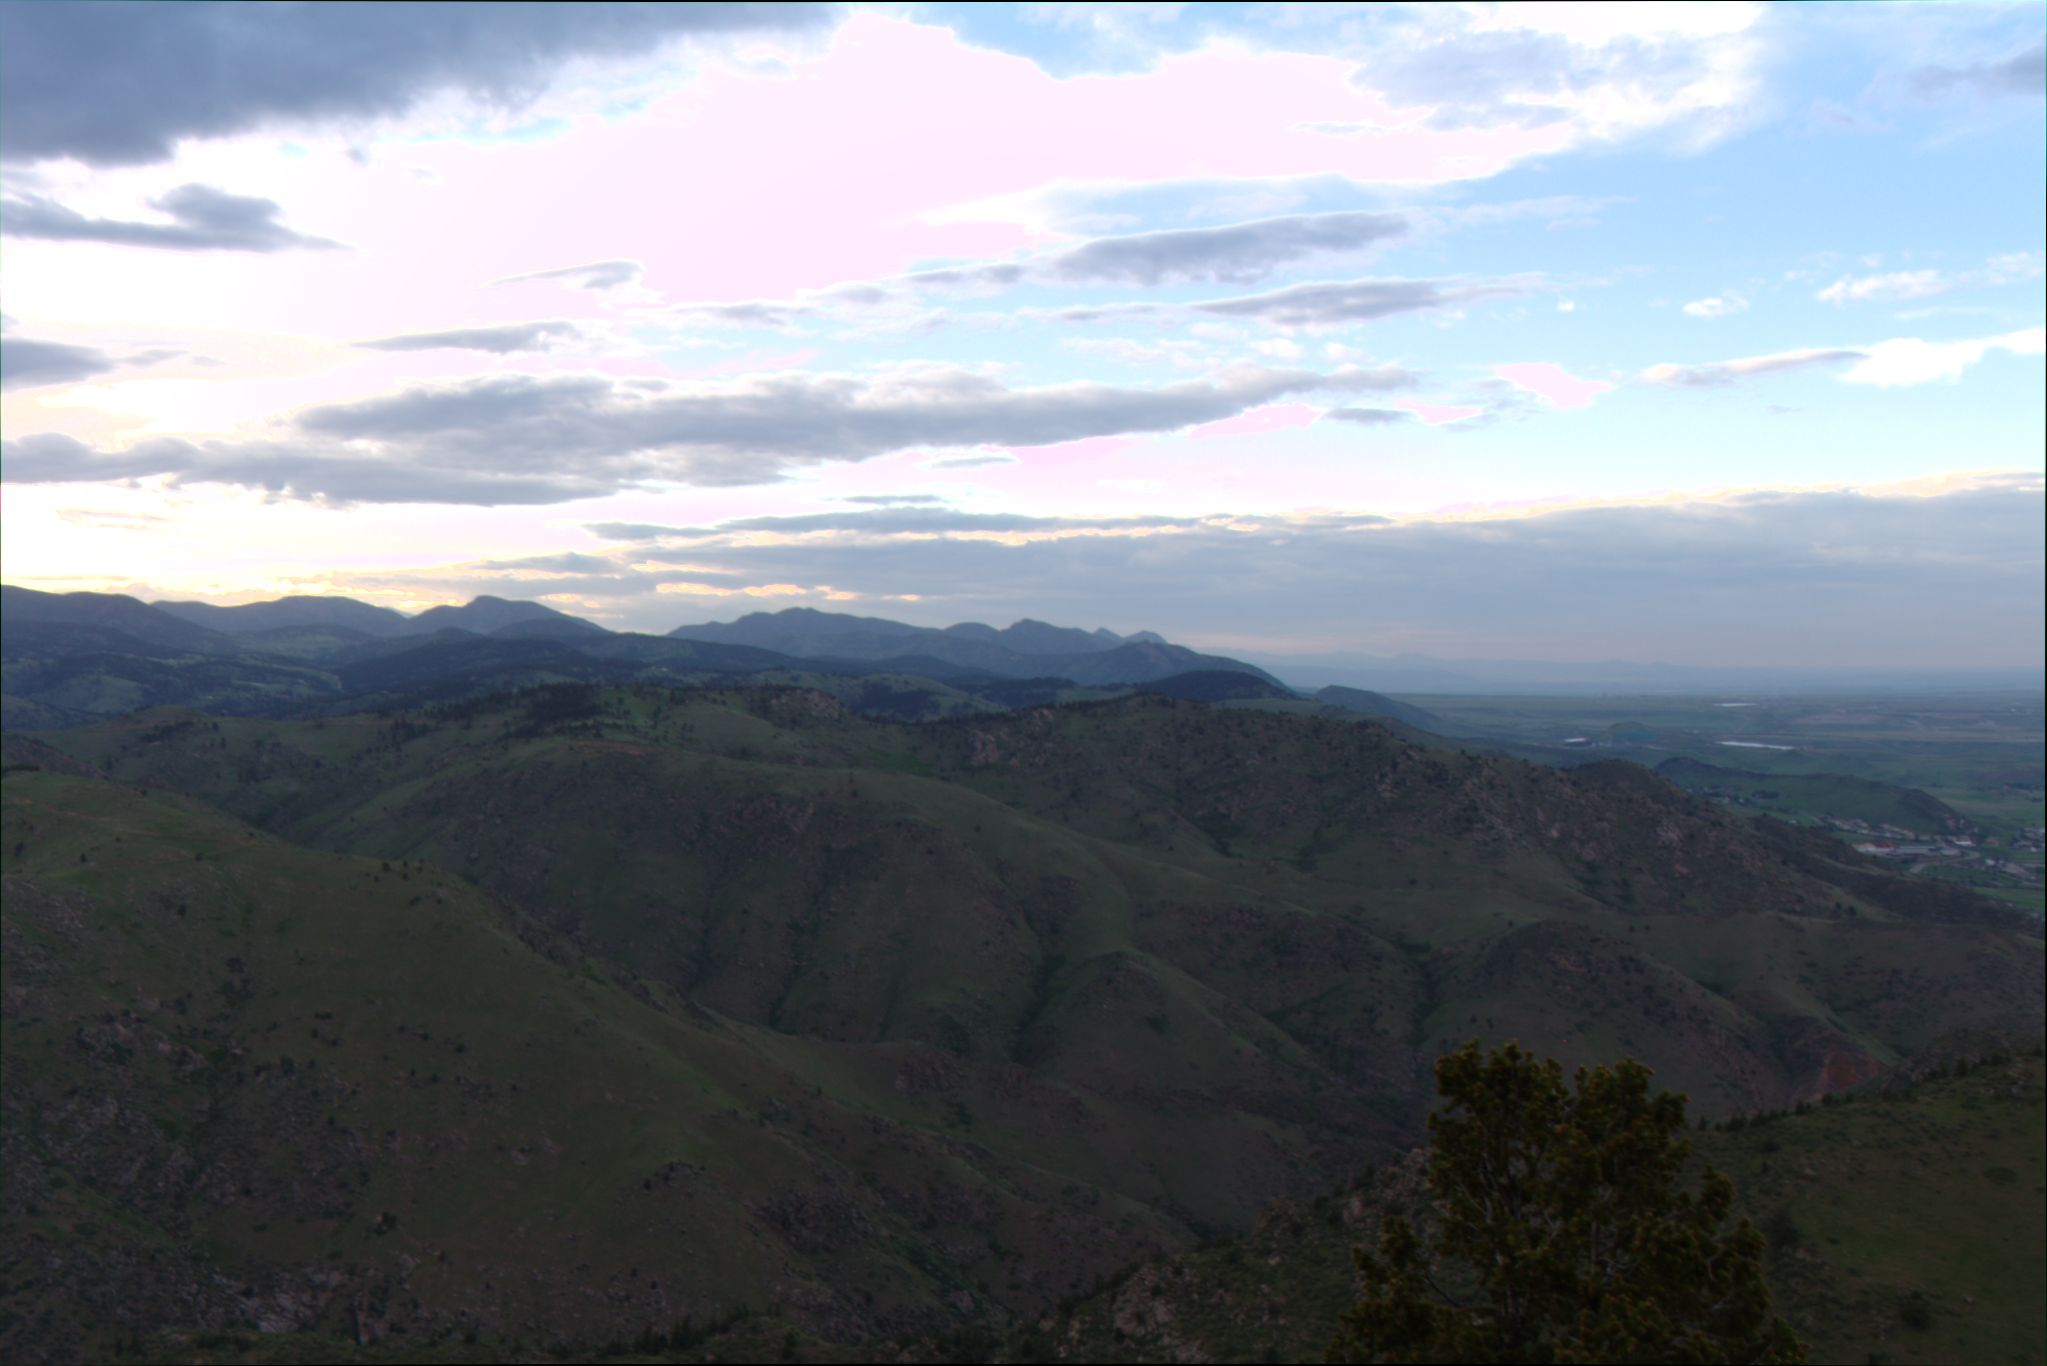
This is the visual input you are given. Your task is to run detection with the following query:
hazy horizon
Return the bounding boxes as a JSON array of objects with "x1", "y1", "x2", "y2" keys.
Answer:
[{"x1": 2, "y1": 3, "x2": 2042, "y2": 671}]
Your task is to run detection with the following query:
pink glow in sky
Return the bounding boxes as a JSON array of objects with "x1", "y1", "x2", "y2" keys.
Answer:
[
  {"x1": 81, "y1": 13, "x2": 1580, "y2": 328},
  {"x1": 1186, "y1": 403, "x2": 1324, "y2": 440},
  {"x1": 1494, "y1": 362, "x2": 1615, "y2": 409}
]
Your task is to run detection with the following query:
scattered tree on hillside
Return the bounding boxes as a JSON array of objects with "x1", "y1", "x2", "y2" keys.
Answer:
[{"x1": 1329, "y1": 1041, "x2": 1806, "y2": 1364}]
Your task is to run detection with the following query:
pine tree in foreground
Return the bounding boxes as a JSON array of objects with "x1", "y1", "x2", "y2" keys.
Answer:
[{"x1": 1330, "y1": 1041, "x2": 1806, "y2": 1365}]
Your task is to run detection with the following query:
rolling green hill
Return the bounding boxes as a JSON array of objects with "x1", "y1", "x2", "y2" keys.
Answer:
[
  {"x1": 1032, "y1": 1052, "x2": 2046, "y2": 1366},
  {"x1": 1, "y1": 761, "x2": 1187, "y2": 1361},
  {"x1": 41, "y1": 692, "x2": 2039, "y2": 1112},
  {"x1": 1312, "y1": 686, "x2": 1444, "y2": 733},
  {"x1": 6, "y1": 686, "x2": 2041, "y2": 1361}
]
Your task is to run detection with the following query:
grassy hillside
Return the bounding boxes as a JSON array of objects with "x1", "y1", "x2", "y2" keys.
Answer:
[
  {"x1": 41, "y1": 690, "x2": 2041, "y2": 1121},
  {"x1": 1031, "y1": 1052, "x2": 2046, "y2": 1366},
  {"x1": 2, "y1": 765, "x2": 1202, "y2": 1362},
  {"x1": 8, "y1": 686, "x2": 2041, "y2": 1360}
]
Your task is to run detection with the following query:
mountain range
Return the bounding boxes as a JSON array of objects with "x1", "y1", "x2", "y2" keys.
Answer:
[
  {"x1": 4, "y1": 583, "x2": 2041, "y2": 1361},
  {"x1": 0, "y1": 587, "x2": 1399, "y2": 730}
]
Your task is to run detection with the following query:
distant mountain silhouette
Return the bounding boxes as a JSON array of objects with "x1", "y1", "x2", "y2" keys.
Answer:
[
  {"x1": 1316, "y1": 685, "x2": 1445, "y2": 732},
  {"x1": 3, "y1": 585, "x2": 236, "y2": 655},
  {"x1": 401, "y1": 594, "x2": 608, "y2": 636},
  {"x1": 943, "y1": 617, "x2": 1123, "y2": 656},
  {"x1": 672, "y1": 607, "x2": 1279, "y2": 685},
  {"x1": 1139, "y1": 670, "x2": 1297, "y2": 703},
  {"x1": 154, "y1": 594, "x2": 411, "y2": 637}
]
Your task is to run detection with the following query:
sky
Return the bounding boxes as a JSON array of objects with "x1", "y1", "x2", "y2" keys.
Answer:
[{"x1": 1, "y1": 1, "x2": 2042, "y2": 669}]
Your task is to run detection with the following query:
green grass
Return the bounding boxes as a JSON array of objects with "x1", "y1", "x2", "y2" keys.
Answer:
[
  {"x1": 1031, "y1": 1056, "x2": 2046, "y2": 1366},
  {"x1": 1, "y1": 767, "x2": 1180, "y2": 1360},
  {"x1": 1708, "y1": 1056, "x2": 2047, "y2": 1366}
]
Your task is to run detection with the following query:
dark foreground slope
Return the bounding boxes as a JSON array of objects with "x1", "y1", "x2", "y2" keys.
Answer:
[
  {"x1": 6, "y1": 687, "x2": 2042, "y2": 1360},
  {"x1": 2, "y1": 763, "x2": 1189, "y2": 1362}
]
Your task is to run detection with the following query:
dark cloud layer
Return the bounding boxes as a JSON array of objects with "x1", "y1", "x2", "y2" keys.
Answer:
[
  {"x1": 1, "y1": 183, "x2": 338, "y2": 252},
  {"x1": 358, "y1": 321, "x2": 579, "y2": 354},
  {"x1": 0, "y1": 1, "x2": 837, "y2": 166},
  {"x1": 1193, "y1": 278, "x2": 1520, "y2": 326},
  {"x1": 591, "y1": 508, "x2": 1222, "y2": 542},
  {"x1": 1042, "y1": 210, "x2": 1409, "y2": 286},
  {"x1": 0, "y1": 336, "x2": 119, "y2": 389},
  {"x1": 0, "y1": 431, "x2": 601, "y2": 505},
  {"x1": 0, "y1": 364, "x2": 1408, "y2": 504},
  {"x1": 674, "y1": 212, "x2": 1428, "y2": 328}
]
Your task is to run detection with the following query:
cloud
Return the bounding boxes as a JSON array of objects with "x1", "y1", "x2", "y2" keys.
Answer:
[
  {"x1": 0, "y1": 431, "x2": 604, "y2": 505},
  {"x1": 0, "y1": 184, "x2": 338, "y2": 252},
  {"x1": 1395, "y1": 399, "x2": 1486, "y2": 426},
  {"x1": 474, "y1": 551, "x2": 623, "y2": 576},
  {"x1": 493, "y1": 259, "x2": 644, "y2": 290},
  {"x1": 1816, "y1": 270, "x2": 1946, "y2": 304},
  {"x1": 1041, "y1": 210, "x2": 1408, "y2": 286},
  {"x1": 1645, "y1": 328, "x2": 2045, "y2": 390},
  {"x1": 659, "y1": 199, "x2": 1576, "y2": 337},
  {"x1": 579, "y1": 522, "x2": 721, "y2": 544},
  {"x1": 667, "y1": 211, "x2": 1421, "y2": 331},
  {"x1": 1909, "y1": 40, "x2": 2046, "y2": 101},
  {"x1": 839, "y1": 493, "x2": 948, "y2": 505},
  {"x1": 1642, "y1": 347, "x2": 1865, "y2": 387},
  {"x1": 358, "y1": 321, "x2": 580, "y2": 354},
  {"x1": 0, "y1": 336, "x2": 120, "y2": 389},
  {"x1": 1986, "y1": 251, "x2": 2046, "y2": 280},
  {"x1": 1840, "y1": 328, "x2": 2046, "y2": 387},
  {"x1": 0, "y1": 364, "x2": 1405, "y2": 504},
  {"x1": 925, "y1": 452, "x2": 1020, "y2": 469},
  {"x1": 1190, "y1": 278, "x2": 1523, "y2": 327},
  {"x1": 1817, "y1": 255, "x2": 2041, "y2": 304},
  {"x1": 670, "y1": 299, "x2": 817, "y2": 328},
  {"x1": 0, "y1": 332, "x2": 187, "y2": 390},
  {"x1": 0, "y1": 2, "x2": 838, "y2": 166},
  {"x1": 1340, "y1": 2, "x2": 1764, "y2": 149},
  {"x1": 1681, "y1": 294, "x2": 1747, "y2": 318},
  {"x1": 594, "y1": 508, "x2": 1210, "y2": 542},
  {"x1": 1320, "y1": 407, "x2": 1414, "y2": 426},
  {"x1": 912, "y1": 210, "x2": 1411, "y2": 291}
]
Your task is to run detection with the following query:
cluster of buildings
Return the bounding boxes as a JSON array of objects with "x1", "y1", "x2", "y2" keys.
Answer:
[
  {"x1": 1848, "y1": 827, "x2": 2041, "y2": 885},
  {"x1": 1826, "y1": 814, "x2": 1937, "y2": 841},
  {"x1": 1850, "y1": 835, "x2": 1970, "y2": 862}
]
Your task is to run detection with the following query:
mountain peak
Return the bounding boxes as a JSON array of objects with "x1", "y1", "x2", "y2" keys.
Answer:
[{"x1": 404, "y1": 596, "x2": 605, "y2": 636}]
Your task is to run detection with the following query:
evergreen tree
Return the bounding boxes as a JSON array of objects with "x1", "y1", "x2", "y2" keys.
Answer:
[{"x1": 1330, "y1": 1041, "x2": 1805, "y2": 1364}]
